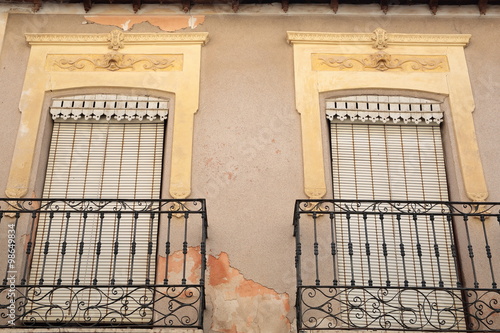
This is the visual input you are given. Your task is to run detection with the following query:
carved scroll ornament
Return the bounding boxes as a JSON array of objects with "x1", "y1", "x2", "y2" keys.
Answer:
[
  {"x1": 372, "y1": 27, "x2": 388, "y2": 50},
  {"x1": 108, "y1": 29, "x2": 124, "y2": 51},
  {"x1": 312, "y1": 51, "x2": 449, "y2": 72},
  {"x1": 47, "y1": 53, "x2": 183, "y2": 72}
]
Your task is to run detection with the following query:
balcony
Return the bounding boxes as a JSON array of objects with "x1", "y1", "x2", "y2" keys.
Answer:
[
  {"x1": 0, "y1": 198, "x2": 208, "y2": 329},
  {"x1": 293, "y1": 199, "x2": 500, "y2": 331}
]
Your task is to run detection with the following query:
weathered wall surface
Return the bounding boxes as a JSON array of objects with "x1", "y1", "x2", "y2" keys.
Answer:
[{"x1": 1, "y1": 9, "x2": 500, "y2": 332}]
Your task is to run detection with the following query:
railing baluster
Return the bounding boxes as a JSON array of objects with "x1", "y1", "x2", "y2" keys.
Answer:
[
  {"x1": 430, "y1": 214, "x2": 444, "y2": 287},
  {"x1": 329, "y1": 212, "x2": 337, "y2": 286},
  {"x1": 362, "y1": 213, "x2": 373, "y2": 286},
  {"x1": 128, "y1": 212, "x2": 139, "y2": 285},
  {"x1": 413, "y1": 213, "x2": 426, "y2": 287},
  {"x1": 92, "y1": 212, "x2": 105, "y2": 285},
  {"x1": 396, "y1": 214, "x2": 409, "y2": 287},
  {"x1": 39, "y1": 211, "x2": 55, "y2": 285},
  {"x1": 110, "y1": 211, "x2": 122, "y2": 285},
  {"x1": 379, "y1": 213, "x2": 390, "y2": 287},
  {"x1": 294, "y1": 211, "x2": 302, "y2": 287},
  {"x1": 312, "y1": 213, "x2": 320, "y2": 285},
  {"x1": 57, "y1": 212, "x2": 72, "y2": 285},
  {"x1": 480, "y1": 214, "x2": 497, "y2": 289},
  {"x1": 3, "y1": 212, "x2": 19, "y2": 285},
  {"x1": 21, "y1": 211, "x2": 38, "y2": 285},
  {"x1": 1, "y1": 211, "x2": 5, "y2": 285},
  {"x1": 75, "y1": 211, "x2": 88, "y2": 285},
  {"x1": 463, "y1": 215, "x2": 479, "y2": 288},
  {"x1": 346, "y1": 212, "x2": 355, "y2": 286},
  {"x1": 200, "y1": 209, "x2": 208, "y2": 285},
  {"x1": 145, "y1": 212, "x2": 155, "y2": 285},
  {"x1": 164, "y1": 212, "x2": 172, "y2": 285},
  {"x1": 182, "y1": 212, "x2": 189, "y2": 285},
  {"x1": 446, "y1": 214, "x2": 461, "y2": 288}
]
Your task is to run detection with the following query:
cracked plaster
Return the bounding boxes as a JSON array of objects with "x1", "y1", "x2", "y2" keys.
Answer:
[
  {"x1": 208, "y1": 252, "x2": 292, "y2": 333},
  {"x1": 84, "y1": 15, "x2": 205, "y2": 32},
  {"x1": 158, "y1": 248, "x2": 292, "y2": 332}
]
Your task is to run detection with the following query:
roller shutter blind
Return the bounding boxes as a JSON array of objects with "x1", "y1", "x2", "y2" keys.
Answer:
[
  {"x1": 327, "y1": 95, "x2": 462, "y2": 329},
  {"x1": 29, "y1": 94, "x2": 167, "y2": 323},
  {"x1": 330, "y1": 122, "x2": 454, "y2": 286}
]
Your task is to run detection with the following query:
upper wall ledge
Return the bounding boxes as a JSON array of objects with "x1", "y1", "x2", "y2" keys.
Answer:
[
  {"x1": 25, "y1": 30, "x2": 209, "y2": 48},
  {"x1": 4, "y1": 3, "x2": 500, "y2": 16},
  {"x1": 287, "y1": 28, "x2": 471, "y2": 48}
]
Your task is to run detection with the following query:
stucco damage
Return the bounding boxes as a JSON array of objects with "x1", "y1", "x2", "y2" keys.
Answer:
[
  {"x1": 84, "y1": 15, "x2": 205, "y2": 32},
  {"x1": 159, "y1": 247, "x2": 292, "y2": 332}
]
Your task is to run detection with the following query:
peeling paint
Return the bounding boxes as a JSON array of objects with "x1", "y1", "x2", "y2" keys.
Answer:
[
  {"x1": 208, "y1": 252, "x2": 292, "y2": 333},
  {"x1": 84, "y1": 15, "x2": 205, "y2": 32},
  {"x1": 188, "y1": 16, "x2": 197, "y2": 29},
  {"x1": 156, "y1": 246, "x2": 202, "y2": 285},
  {"x1": 18, "y1": 89, "x2": 32, "y2": 113},
  {"x1": 154, "y1": 249, "x2": 292, "y2": 331},
  {"x1": 122, "y1": 19, "x2": 131, "y2": 31}
]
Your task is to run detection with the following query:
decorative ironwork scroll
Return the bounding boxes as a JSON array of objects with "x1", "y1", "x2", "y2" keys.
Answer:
[
  {"x1": 294, "y1": 199, "x2": 500, "y2": 332},
  {"x1": 0, "y1": 198, "x2": 208, "y2": 328},
  {"x1": 0, "y1": 285, "x2": 204, "y2": 328},
  {"x1": 297, "y1": 286, "x2": 499, "y2": 331}
]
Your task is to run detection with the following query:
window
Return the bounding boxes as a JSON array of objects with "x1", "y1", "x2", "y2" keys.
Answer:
[
  {"x1": 327, "y1": 95, "x2": 461, "y2": 328},
  {"x1": 29, "y1": 94, "x2": 168, "y2": 323}
]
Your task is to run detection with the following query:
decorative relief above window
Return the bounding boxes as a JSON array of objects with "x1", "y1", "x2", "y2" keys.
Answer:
[
  {"x1": 49, "y1": 95, "x2": 169, "y2": 121},
  {"x1": 313, "y1": 52, "x2": 448, "y2": 72},
  {"x1": 7, "y1": 30, "x2": 207, "y2": 199},
  {"x1": 287, "y1": 28, "x2": 488, "y2": 201},
  {"x1": 47, "y1": 54, "x2": 183, "y2": 72},
  {"x1": 326, "y1": 95, "x2": 443, "y2": 124}
]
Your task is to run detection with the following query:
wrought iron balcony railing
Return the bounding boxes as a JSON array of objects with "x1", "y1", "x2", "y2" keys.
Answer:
[
  {"x1": 0, "y1": 198, "x2": 208, "y2": 328},
  {"x1": 293, "y1": 199, "x2": 500, "y2": 332}
]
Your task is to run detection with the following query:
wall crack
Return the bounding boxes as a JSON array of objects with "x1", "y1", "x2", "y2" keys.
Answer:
[{"x1": 84, "y1": 15, "x2": 205, "y2": 32}]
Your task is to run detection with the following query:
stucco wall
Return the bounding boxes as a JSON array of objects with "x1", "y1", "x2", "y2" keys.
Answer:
[{"x1": 1, "y1": 10, "x2": 500, "y2": 332}]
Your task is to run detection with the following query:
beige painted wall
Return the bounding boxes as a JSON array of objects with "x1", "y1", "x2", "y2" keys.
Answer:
[{"x1": 1, "y1": 11, "x2": 500, "y2": 332}]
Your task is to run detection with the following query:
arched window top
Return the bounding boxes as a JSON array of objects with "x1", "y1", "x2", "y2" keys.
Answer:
[
  {"x1": 326, "y1": 95, "x2": 442, "y2": 125},
  {"x1": 49, "y1": 94, "x2": 169, "y2": 122}
]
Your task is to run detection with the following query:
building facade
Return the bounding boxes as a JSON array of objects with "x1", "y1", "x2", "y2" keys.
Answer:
[{"x1": 0, "y1": 2, "x2": 499, "y2": 332}]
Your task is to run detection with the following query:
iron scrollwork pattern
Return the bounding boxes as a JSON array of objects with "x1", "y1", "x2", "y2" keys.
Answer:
[
  {"x1": 0, "y1": 198, "x2": 208, "y2": 328},
  {"x1": 298, "y1": 286, "x2": 499, "y2": 331},
  {"x1": 294, "y1": 199, "x2": 500, "y2": 331},
  {"x1": 0, "y1": 285, "x2": 203, "y2": 327}
]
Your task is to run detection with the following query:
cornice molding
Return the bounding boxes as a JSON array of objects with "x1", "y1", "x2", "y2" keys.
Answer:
[
  {"x1": 25, "y1": 30, "x2": 209, "y2": 48},
  {"x1": 287, "y1": 28, "x2": 471, "y2": 48}
]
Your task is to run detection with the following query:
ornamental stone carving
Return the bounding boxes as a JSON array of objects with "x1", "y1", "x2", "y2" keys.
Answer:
[
  {"x1": 287, "y1": 28, "x2": 484, "y2": 202},
  {"x1": 372, "y1": 28, "x2": 388, "y2": 50},
  {"x1": 287, "y1": 28, "x2": 470, "y2": 48},
  {"x1": 25, "y1": 31, "x2": 209, "y2": 47},
  {"x1": 312, "y1": 52, "x2": 448, "y2": 73},
  {"x1": 108, "y1": 29, "x2": 124, "y2": 51},
  {"x1": 47, "y1": 53, "x2": 183, "y2": 72}
]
